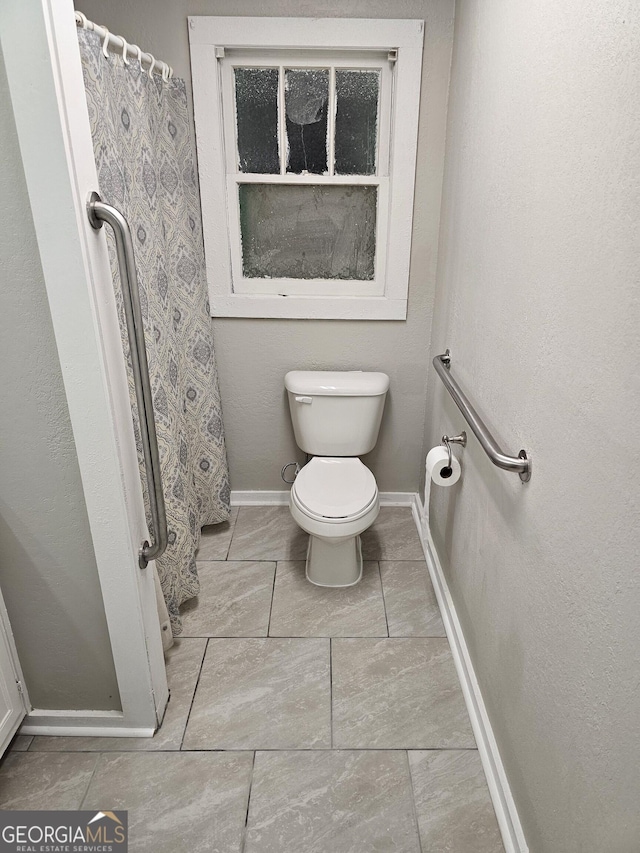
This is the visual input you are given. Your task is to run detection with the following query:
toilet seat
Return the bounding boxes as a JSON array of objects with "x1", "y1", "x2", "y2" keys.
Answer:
[{"x1": 291, "y1": 457, "x2": 377, "y2": 522}]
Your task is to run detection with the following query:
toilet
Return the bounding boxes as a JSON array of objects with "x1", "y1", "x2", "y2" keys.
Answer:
[{"x1": 285, "y1": 370, "x2": 390, "y2": 587}]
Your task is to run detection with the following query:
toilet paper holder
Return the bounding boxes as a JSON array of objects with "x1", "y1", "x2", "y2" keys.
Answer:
[{"x1": 441, "y1": 431, "x2": 467, "y2": 471}]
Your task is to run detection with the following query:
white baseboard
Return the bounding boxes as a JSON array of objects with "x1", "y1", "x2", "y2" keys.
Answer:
[
  {"x1": 231, "y1": 490, "x2": 289, "y2": 506},
  {"x1": 20, "y1": 709, "x2": 155, "y2": 738},
  {"x1": 231, "y1": 490, "x2": 416, "y2": 507},
  {"x1": 410, "y1": 495, "x2": 529, "y2": 853},
  {"x1": 378, "y1": 491, "x2": 416, "y2": 506}
]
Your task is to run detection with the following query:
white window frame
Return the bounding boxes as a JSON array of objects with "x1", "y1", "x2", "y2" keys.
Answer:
[
  {"x1": 189, "y1": 17, "x2": 424, "y2": 320},
  {"x1": 221, "y1": 51, "x2": 391, "y2": 298}
]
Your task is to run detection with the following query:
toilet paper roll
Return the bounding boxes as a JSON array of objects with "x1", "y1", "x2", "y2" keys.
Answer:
[{"x1": 426, "y1": 445, "x2": 462, "y2": 487}]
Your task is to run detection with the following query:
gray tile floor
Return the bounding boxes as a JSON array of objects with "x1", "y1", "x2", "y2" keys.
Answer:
[{"x1": 0, "y1": 507, "x2": 504, "y2": 853}]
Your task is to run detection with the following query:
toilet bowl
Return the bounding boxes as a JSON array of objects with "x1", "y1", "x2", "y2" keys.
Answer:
[
  {"x1": 284, "y1": 369, "x2": 389, "y2": 587},
  {"x1": 289, "y1": 457, "x2": 379, "y2": 586}
]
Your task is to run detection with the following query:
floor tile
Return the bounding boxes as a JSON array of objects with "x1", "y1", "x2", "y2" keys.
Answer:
[
  {"x1": 332, "y1": 638, "x2": 475, "y2": 749},
  {"x1": 196, "y1": 507, "x2": 239, "y2": 560},
  {"x1": 228, "y1": 506, "x2": 308, "y2": 561},
  {"x1": 269, "y1": 561, "x2": 388, "y2": 637},
  {"x1": 361, "y1": 507, "x2": 425, "y2": 560},
  {"x1": 31, "y1": 638, "x2": 207, "y2": 752},
  {"x1": 10, "y1": 735, "x2": 33, "y2": 752},
  {"x1": 409, "y1": 750, "x2": 505, "y2": 852},
  {"x1": 82, "y1": 752, "x2": 252, "y2": 853},
  {"x1": 0, "y1": 752, "x2": 98, "y2": 809},
  {"x1": 381, "y1": 561, "x2": 446, "y2": 637},
  {"x1": 245, "y1": 750, "x2": 420, "y2": 853},
  {"x1": 180, "y1": 561, "x2": 275, "y2": 637},
  {"x1": 183, "y1": 638, "x2": 330, "y2": 749}
]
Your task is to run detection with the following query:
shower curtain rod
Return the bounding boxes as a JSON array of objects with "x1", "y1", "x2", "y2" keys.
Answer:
[{"x1": 75, "y1": 11, "x2": 173, "y2": 79}]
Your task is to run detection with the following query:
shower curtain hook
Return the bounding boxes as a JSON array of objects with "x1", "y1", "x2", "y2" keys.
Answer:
[
  {"x1": 161, "y1": 63, "x2": 169, "y2": 82},
  {"x1": 133, "y1": 45, "x2": 142, "y2": 67},
  {"x1": 101, "y1": 27, "x2": 111, "y2": 59},
  {"x1": 121, "y1": 36, "x2": 129, "y2": 65},
  {"x1": 147, "y1": 55, "x2": 156, "y2": 78}
]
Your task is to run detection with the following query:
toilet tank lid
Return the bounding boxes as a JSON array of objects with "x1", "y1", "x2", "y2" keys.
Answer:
[{"x1": 285, "y1": 370, "x2": 390, "y2": 396}]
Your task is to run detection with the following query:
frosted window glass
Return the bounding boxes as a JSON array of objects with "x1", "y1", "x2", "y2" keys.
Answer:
[
  {"x1": 239, "y1": 184, "x2": 376, "y2": 280},
  {"x1": 285, "y1": 69, "x2": 329, "y2": 174},
  {"x1": 335, "y1": 70, "x2": 379, "y2": 175},
  {"x1": 234, "y1": 68, "x2": 279, "y2": 174}
]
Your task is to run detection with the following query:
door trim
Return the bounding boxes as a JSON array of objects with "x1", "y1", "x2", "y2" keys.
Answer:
[{"x1": 0, "y1": 589, "x2": 28, "y2": 754}]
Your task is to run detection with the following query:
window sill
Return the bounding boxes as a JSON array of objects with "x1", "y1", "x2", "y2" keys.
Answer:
[{"x1": 210, "y1": 294, "x2": 407, "y2": 320}]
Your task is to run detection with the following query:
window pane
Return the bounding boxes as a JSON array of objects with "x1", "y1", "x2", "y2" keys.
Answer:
[
  {"x1": 234, "y1": 68, "x2": 279, "y2": 174},
  {"x1": 285, "y1": 69, "x2": 329, "y2": 174},
  {"x1": 335, "y1": 69, "x2": 379, "y2": 175},
  {"x1": 239, "y1": 184, "x2": 376, "y2": 280}
]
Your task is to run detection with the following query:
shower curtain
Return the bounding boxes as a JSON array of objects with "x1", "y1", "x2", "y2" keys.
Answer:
[{"x1": 78, "y1": 29, "x2": 230, "y2": 634}]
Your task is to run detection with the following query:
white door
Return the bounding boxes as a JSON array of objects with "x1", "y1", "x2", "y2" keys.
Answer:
[{"x1": 0, "y1": 590, "x2": 27, "y2": 756}]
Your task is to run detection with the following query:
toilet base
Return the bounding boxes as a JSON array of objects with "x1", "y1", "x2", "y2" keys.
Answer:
[{"x1": 305, "y1": 534, "x2": 363, "y2": 588}]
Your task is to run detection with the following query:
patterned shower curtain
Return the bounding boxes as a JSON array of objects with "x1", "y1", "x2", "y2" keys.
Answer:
[{"x1": 78, "y1": 30, "x2": 230, "y2": 634}]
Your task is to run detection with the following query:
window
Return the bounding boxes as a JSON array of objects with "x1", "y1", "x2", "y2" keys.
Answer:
[{"x1": 189, "y1": 17, "x2": 424, "y2": 319}]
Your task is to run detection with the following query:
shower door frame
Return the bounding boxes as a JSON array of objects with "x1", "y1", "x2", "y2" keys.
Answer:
[{"x1": 0, "y1": 0, "x2": 168, "y2": 735}]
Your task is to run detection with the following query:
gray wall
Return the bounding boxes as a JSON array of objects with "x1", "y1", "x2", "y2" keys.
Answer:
[
  {"x1": 77, "y1": 0, "x2": 455, "y2": 492},
  {"x1": 423, "y1": 1, "x2": 640, "y2": 850},
  {"x1": 0, "y1": 47, "x2": 121, "y2": 711}
]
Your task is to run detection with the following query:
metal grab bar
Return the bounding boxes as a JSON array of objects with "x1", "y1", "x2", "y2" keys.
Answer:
[
  {"x1": 87, "y1": 192, "x2": 168, "y2": 567},
  {"x1": 433, "y1": 350, "x2": 532, "y2": 482}
]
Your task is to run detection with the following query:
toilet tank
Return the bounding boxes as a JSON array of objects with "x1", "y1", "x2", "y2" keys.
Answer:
[{"x1": 285, "y1": 371, "x2": 390, "y2": 456}]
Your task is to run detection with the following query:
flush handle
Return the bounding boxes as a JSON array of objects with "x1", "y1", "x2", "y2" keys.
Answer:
[{"x1": 295, "y1": 396, "x2": 313, "y2": 404}]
